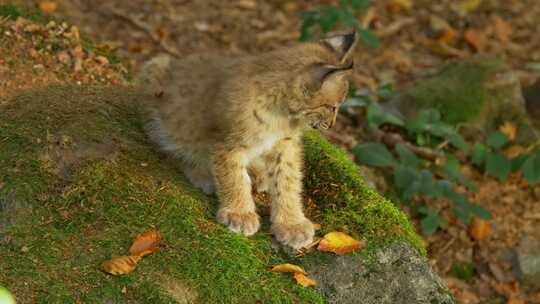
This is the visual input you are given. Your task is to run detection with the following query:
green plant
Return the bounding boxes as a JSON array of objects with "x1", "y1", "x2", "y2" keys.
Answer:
[
  {"x1": 347, "y1": 86, "x2": 489, "y2": 234},
  {"x1": 472, "y1": 132, "x2": 540, "y2": 184},
  {"x1": 346, "y1": 85, "x2": 540, "y2": 234},
  {"x1": 299, "y1": 0, "x2": 379, "y2": 48}
]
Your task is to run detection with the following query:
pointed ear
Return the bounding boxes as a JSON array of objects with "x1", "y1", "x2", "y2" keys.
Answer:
[
  {"x1": 321, "y1": 31, "x2": 358, "y2": 63},
  {"x1": 303, "y1": 61, "x2": 354, "y2": 92}
]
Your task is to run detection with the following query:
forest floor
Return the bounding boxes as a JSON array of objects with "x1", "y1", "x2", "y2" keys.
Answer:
[{"x1": 3, "y1": 0, "x2": 540, "y2": 303}]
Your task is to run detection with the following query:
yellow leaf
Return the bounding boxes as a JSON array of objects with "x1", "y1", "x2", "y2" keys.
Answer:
[
  {"x1": 39, "y1": 1, "x2": 57, "y2": 14},
  {"x1": 318, "y1": 232, "x2": 364, "y2": 255},
  {"x1": 101, "y1": 255, "x2": 141, "y2": 275},
  {"x1": 499, "y1": 121, "x2": 517, "y2": 141},
  {"x1": 493, "y1": 16, "x2": 512, "y2": 43},
  {"x1": 454, "y1": 0, "x2": 482, "y2": 16},
  {"x1": 504, "y1": 145, "x2": 527, "y2": 158},
  {"x1": 469, "y1": 216, "x2": 491, "y2": 241},
  {"x1": 464, "y1": 29, "x2": 486, "y2": 52},
  {"x1": 389, "y1": 0, "x2": 413, "y2": 11},
  {"x1": 129, "y1": 231, "x2": 162, "y2": 257},
  {"x1": 271, "y1": 263, "x2": 306, "y2": 274},
  {"x1": 294, "y1": 273, "x2": 317, "y2": 287}
]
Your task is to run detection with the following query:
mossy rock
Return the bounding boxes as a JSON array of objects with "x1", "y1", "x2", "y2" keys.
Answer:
[
  {"x1": 390, "y1": 56, "x2": 538, "y2": 143},
  {"x1": 0, "y1": 85, "x2": 450, "y2": 303}
]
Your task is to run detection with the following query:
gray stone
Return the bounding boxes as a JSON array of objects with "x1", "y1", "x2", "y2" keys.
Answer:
[
  {"x1": 307, "y1": 242, "x2": 454, "y2": 304},
  {"x1": 514, "y1": 235, "x2": 540, "y2": 290}
]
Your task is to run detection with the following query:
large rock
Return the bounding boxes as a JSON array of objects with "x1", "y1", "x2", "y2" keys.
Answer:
[
  {"x1": 307, "y1": 242, "x2": 453, "y2": 304},
  {"x1": 387, "y1": 56, "x2": 538, "y2": 143},
  {"x1": 0, "y1": 85, "x2": 452, "y2": 303}
]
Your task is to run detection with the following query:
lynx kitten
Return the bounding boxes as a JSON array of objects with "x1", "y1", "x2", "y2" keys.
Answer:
[{"x1": 138, "y1": 32, "x2": 358, "y2": 249}]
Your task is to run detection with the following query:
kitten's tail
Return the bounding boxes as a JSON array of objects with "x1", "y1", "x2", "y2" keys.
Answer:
[{"x1": 136, "y1": 54, "x2": 173, "y2": 101}]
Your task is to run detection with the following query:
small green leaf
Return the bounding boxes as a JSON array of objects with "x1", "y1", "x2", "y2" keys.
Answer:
[
  {"x1": 521, "y1": 150, "x2": 540, "y2": 185},
  {"x1": 366, "y1": 103, "x2": 404, "y2": 129},
  {"x1": 486, "y1": 131, "x2": 509, "y2": 150},
  {"x1": 394, "y1": 165, "x2": 419, "y2": 192},
  {"x1": 485, "y1": 151, "x2": 512, "y2": 181},
  {"x1": 396, "y1": 144, "x2": 419, "y2": 167},
  {"x1": 319, "y1": 6, "x2": 340, "y2": 32},
  {"x1": 437, "y1": 180, "x2": 467, "y2": 204},
  {"x1": 448, "y1": 133, "x2": 469, "y2": 151},
  {"x1": 421, "y1": 213, "x2": 446, "y2": 235},
  {"x1": 418, "y1": 170, "x2": 441, "y2": 198},
  {"x1": 439, "y1": 154, "x2": 477, "y2": 192},
  {"x1": 356, "y1": 26, "x2": 379, "y2": 48},
  {"x1": 429, "y1": 122, "x2": 453, "y2": 138},
  {"x1": 471, "y1": 143, "x2": 487, "y2": 165},
  {"x1": 353, "y1": 143, "x2": 397, "y2": 167},
  {"x1": 448, "y1": 262, "x2": 475, "y2": 281},
  {"x1": 511, "y1": 154, "x2": 528, "y2": 172},
  {"x1": 472, "y1": 204, "x2": 492, "y2": 220},
  {"x1": 453, "y1": 201, "x2": 473, "y2": 225}
]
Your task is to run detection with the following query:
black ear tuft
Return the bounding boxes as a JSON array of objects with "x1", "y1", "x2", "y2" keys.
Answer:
[{"x1": 321, "y1": 30, "x2": 358, "y2": 63}]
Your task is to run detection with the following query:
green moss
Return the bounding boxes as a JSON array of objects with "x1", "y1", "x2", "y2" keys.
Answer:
[
  {"x1": 303, "y1": 131, "x2": 426, "y2": 255},
  {"x1": 404, "y1": 57, "x2": 506, "y2": 124},
  {"x1": 0, "y1": 86, "x2": 322, "y2": 303},
  {"x1": 0, "y1": 3, "x2": 50, "y2": 23}
]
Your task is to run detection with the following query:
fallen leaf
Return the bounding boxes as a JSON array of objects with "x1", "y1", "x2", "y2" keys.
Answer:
[
  {"x1": 386, "y1": 0, "x2": 413, "y2": 13},
  {"x1": 294, "y1": 273, "x2": 316, "y2": 287},
  {"x1": 504, "y1": 146, "x2": 527, "y2": 158},
  {"x1": 271, "y1": 263, "x2": 306, "y2": 274},
  {"x1": 129, "y1": 231, "x2": 162, "y2": 257},
  {"x1": 39, "y1": 1, "x2": 57, "y2": 14},
  {"x1": 507, "y1": 297, "x2": 525, "y2": 304},
  {"x1": 499, "y1": 121, "x2": 517, "y2": 141},
  {"x1": 464, "y1": 29, "x2": 486, "y2": 52},
  {"x1": 236, "y1": 0, "x2": 257, "y2": 10},
  {"x1": 453, "y1": 0, "x2": 482, "y2": 16},
  {"x1": 469, "y1": 216, "x2": 491, "y2": 241},
  {"x1": 101, "y1": 255, "x2": 141, "y2": 275},
  {"x1": 493, "y1": 16, "x2": 512, "y2": 43},
  {"x1": 318, "y1": 232, "x2": 364, "y2": 255},
  {"x1": 430, "y1": 16, "x2": 457, "y2": 45}
]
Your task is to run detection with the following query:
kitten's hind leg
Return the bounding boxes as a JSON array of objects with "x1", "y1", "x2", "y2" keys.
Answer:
[{"x1": 183, "y1": 164, "x2": 215, "y2": 194}]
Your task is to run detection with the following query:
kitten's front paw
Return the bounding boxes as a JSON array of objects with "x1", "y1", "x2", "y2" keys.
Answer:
[
  {"x1": 217, "y1": 209, "x2": 260, "y2": 236},
  {"x1": 271, "y1": 218, "x2": 315, "y2": 249}
]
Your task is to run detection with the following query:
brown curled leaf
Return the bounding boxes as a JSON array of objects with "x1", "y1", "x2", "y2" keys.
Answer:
[
  {"x1": 129, "y1": 231, "x2": 162, "y2": 257},
  {"x1": 101, "y1": 255, "x2": 141, "y2": 275}
]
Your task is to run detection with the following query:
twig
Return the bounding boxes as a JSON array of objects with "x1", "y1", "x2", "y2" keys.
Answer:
[
  {"x1": 376, "y1": 17, "x2": 415, "y2": 38},
  {"x1": 106, "y1": 6, "x2": 181, "y2": 57},
  {"x1": 372, "y1": 129, "x2": 444, "y2": 161}
]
